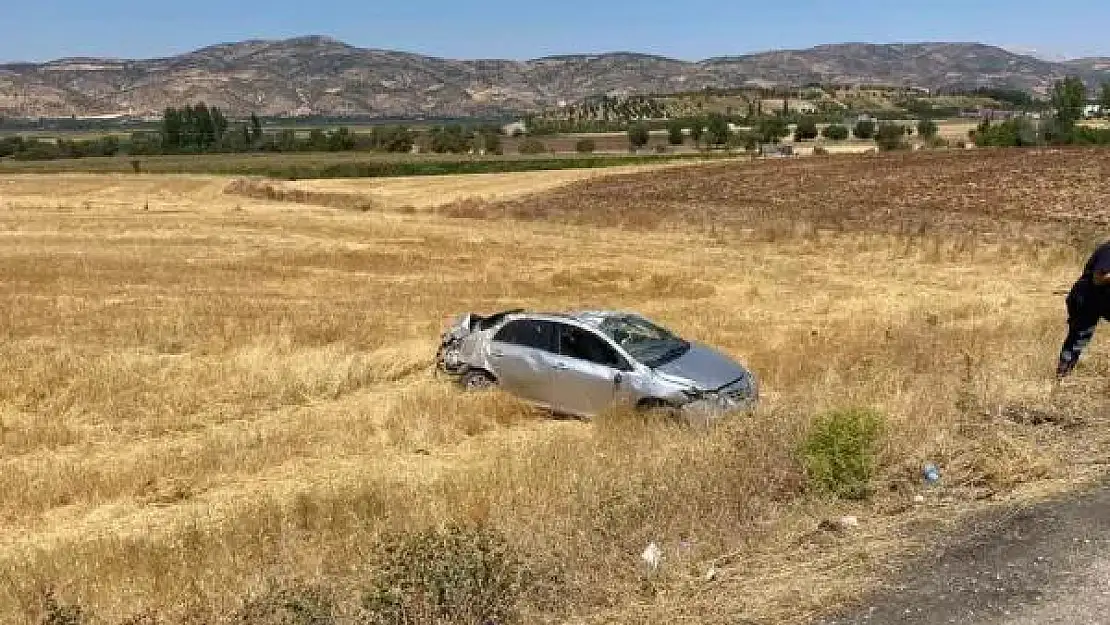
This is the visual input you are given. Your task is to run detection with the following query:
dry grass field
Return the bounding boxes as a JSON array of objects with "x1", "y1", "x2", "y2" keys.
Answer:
[
  {"x1": 2, "y1": 148, "x2": 1110, "y2": 624},
  {"x1": 279, "y1": 160, "x2": 707, "y2": 210}
]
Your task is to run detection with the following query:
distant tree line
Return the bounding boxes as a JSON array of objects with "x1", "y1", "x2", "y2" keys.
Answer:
[
  {"x1": 0, "y1": 104, "x2": 522, "y2": 161},
  {"x1": 971, "y1": 77, "x2": 1110, "y2": 147},
  {"x1": 934, "y1": 87, "x2": 1042, "y2": 108},
  {"x1": 0, "y1": 135, "x2": 122, "y2": 160}
]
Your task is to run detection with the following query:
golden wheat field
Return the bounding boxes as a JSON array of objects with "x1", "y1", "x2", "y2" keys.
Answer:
[{"x1": 2, "y1": 150, "x2": 1110, "y2": 625}]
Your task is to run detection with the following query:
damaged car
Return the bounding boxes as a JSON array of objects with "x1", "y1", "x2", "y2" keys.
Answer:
[{"x1": 435, "y1": 309, "x2": 759, "y2": 422}]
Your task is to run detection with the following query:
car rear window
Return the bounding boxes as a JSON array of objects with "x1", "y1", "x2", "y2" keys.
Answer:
[{"x1": 493, "y1": 319, "x2": 558, "y2": 352}]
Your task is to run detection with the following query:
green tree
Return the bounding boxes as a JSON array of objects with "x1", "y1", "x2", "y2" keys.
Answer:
[
  {"x1": 326, "y1": 127, "x2": 355, "y2": 151},
  {"x1": 0, "y1": 136, "x2": 22, "y2": 158},
  {"x1": 473, "y1": 128, "x2": 502, "y2": 155},
  {"x1": 667, "y1": 120, "x2": 685, "y2": 145},
  {"x1": 627, "y1": 122, "x2": 650, "y2": 151},
  {"x1": 853, "y1": 119, "x2": 876, "y2": 140},
  {"x1": 728, "y1": 130, "x2": 758, "y2": 152},
  {"x1": 705, "y1": 114, "x2": 731, "y2": 147},
  {"x1": 755, "y1": 116, "x2": 789, "y2": 143},
  {"x1": 1100, "y1": 82, "x2": 1110, "y2": 114},
  {"x1": 161, "y1": 107, "x2": 183, "y2": 151},
  {"x1": 276, "y1": 129, "x2": 298, "y2": 152},
  {"x1": 688, "y1": 117, "x2": 705, "y2": 148},
  {"x1": 1051, "y1": 76, "x2": 1087, "y2": 131},
  {"x1": 128, "y1": 132, "x2": 161, "y2": 156},
  {"x1": 875, "y1": 123, "x2": 909, "y2": 151},
  {"x1": 917, "y1": 118, "x2": 939, "y2": 138},
  {"x1": 794, "y1": 118, "x2": 819, "y2": 141},
  {"x1": 211, "y1": 107, "x2": 228, "y2": 142},
  {"x1": 250, "y1": 113, "x2": 263, "y2": 144},
  {"x1": 429, "y1": 125, "x2": 471, "y2": 153},
  {"x1": 822, "y1": 124, "x2": 849, "y2": 141},
  {"x1": 192, "y1": 103, "x2": 216, "y2": 149},
  {"x1": 221, "y1": 125, "x2": 250, "y2": 152},
  {"x1": 307, "y1": 128, "x2": 329, "y2": 151},
  {"x1": 377, "y1": 126, "x2": 415, "y2": 153},
  {"x1": 972, "y1": 118, "x2": 1042, "y2": 147}
]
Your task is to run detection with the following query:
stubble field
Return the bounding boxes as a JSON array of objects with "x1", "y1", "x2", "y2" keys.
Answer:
[{"x1": 2, "y1": 148, "x2": 1110, "y2": 624}]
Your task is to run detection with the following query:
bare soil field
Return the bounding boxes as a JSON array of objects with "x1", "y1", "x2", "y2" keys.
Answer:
[
  {"x1": 442, "y1": 148, "x2": 1110, "y2": 242},
  {"x1": 2, "y1": 149, "x2": 1109, "y2": 624}
]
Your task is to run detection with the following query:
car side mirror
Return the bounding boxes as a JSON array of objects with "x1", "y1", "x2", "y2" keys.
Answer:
[{"x1": 614, "y1": 372, "x2": 623, "y2": 385}]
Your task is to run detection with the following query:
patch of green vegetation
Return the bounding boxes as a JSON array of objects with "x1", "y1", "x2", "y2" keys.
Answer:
[
  {"x1": 800, "y1": 408, "x2": 884, "y2": 500},
  {"x1": 0, "y1": 152, "x2": 731, "y2": 179},
  {"x1": 233, "y1": 583, "x2": 337, "y2": 625},
  {"x1": 362, "y1": 523, "x2": 531, "y2": 625}
]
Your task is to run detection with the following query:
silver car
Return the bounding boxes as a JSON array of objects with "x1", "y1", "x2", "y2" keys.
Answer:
[{"x1": 435, "y1": 309, "x2": 759, "y2": 421}]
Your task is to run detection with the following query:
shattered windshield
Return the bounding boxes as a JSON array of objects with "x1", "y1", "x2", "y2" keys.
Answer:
[{"x1": 597, "y1": 314, "x2": 689, "y2": 367}]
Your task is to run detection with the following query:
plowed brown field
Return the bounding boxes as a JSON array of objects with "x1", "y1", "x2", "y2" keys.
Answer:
[{"x1": 442, "y1": 148, "x2": 1110, "y2": 241}]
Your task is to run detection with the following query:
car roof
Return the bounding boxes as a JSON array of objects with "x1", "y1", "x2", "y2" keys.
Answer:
[{"x1": 499, "y1": 310, "x2": 636, "y2": 327}]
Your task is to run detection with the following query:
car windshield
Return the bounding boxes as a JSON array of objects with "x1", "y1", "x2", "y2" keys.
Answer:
[{"x1": 597, "y1": 314, "x2": 689, "y2": 367}]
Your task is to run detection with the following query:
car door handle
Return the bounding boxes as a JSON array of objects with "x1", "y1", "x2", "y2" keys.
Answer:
[
  {"x1": 490, "y1": 349, "x2": 504, "y2": 358},
  {"x1": 552, "y1": 362, "x2": 568, "y2": 370}
]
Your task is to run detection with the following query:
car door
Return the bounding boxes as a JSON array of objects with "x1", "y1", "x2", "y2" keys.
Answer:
[
  {"x1": 548, "y1": 323, "x2": 630, "y2": 417},
  {"x1": 488, "y1": 319, "x2": 559, "y2": 406}
]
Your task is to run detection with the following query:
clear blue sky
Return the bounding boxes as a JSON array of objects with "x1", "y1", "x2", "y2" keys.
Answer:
[{"x1": 3, "y1": 0, "x2": 1109, "y2": 63}]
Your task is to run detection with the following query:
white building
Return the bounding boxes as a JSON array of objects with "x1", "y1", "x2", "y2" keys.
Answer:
[{"x1": 501, "y1": 120, "x2": 527, "y2": 136}]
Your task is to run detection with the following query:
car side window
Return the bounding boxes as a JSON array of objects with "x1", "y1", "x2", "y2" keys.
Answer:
[
  {"x1": 493, "y1": 320, "x2": 558, "y2": 353},
  {"x1": 557, "y1": 324, "x2": 626, "y2": 369}
]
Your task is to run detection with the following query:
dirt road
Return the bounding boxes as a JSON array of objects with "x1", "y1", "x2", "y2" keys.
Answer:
[{"x1": 818, "y1": 480, "x2": 1110, "y2": 625}]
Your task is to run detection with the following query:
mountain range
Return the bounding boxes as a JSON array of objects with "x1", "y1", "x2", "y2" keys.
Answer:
[{"x1": 1, "y1": 36, "x2": 1108, "y2": 119}]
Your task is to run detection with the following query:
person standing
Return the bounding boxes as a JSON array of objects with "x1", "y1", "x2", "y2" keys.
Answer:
[{"x1": 1057, "y1": 241, "x2": 1110, "y2": 378}]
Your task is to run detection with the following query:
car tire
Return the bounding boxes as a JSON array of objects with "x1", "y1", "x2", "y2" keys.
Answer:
[{"x1": 460, "y1": 369, "x2": 497, "y2": 391}]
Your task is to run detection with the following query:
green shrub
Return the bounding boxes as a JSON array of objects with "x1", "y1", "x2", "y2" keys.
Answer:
[
  {"x1": 627, "y1": 123, "x2": 650, "y2": 151},
  {"x1": 40, "y1": 590, "x2": 86, "y2": 625},
  {"x1": 666, "y1": 120, "x2": 685, "y2": 145},
  {"x1": 575, "y1": 138, "x2": 596, "y2": 154},
  {"x1": 232, "y1": 584, "x2": 336, "y2": 625},
  {"x1": 800, "y1": 408, "x2": 884, "y2": 500},
  {"x1": 917, "y1": 118, "x2": 939, "y2": 138},
  {"x1": 728, "y1": 130, "x2": 758, "y2": 152},
  {"x1": 822, "y1": 124, "x2": 849, "y2": 141},
  {"x1": 794, "y1": 118, "x2": 819, "y2": 141},
  {"x1": 853, "y1": 120, "x2": 876, "y2": 140},
  {"x1": 1072, "y1": 126, "x2": 1110, "y2": 145},
  {"x1": 362, "y1": 523, "x2": 529, "y2": 625},
  {"x1": 875, "y1": 123, "x2": 909, "y2": 151},
  {"x1": 972, "y1": 118, "x2": 1043, "y2": 147}
]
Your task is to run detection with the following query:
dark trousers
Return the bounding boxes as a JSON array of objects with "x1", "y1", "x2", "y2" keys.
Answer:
[{"x1": 1059, "y1": 284, "x2": 1108, "y2": 374}]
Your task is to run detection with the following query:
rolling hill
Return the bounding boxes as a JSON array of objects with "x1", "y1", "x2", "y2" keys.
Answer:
[{"x1": 1, "y1": 37, "x2": 1107, "y2": 118}]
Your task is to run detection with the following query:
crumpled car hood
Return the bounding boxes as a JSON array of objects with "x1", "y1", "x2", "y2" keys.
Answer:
[{"x1": 652, "y1": 343, "x2": 750, "y2": 390}]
